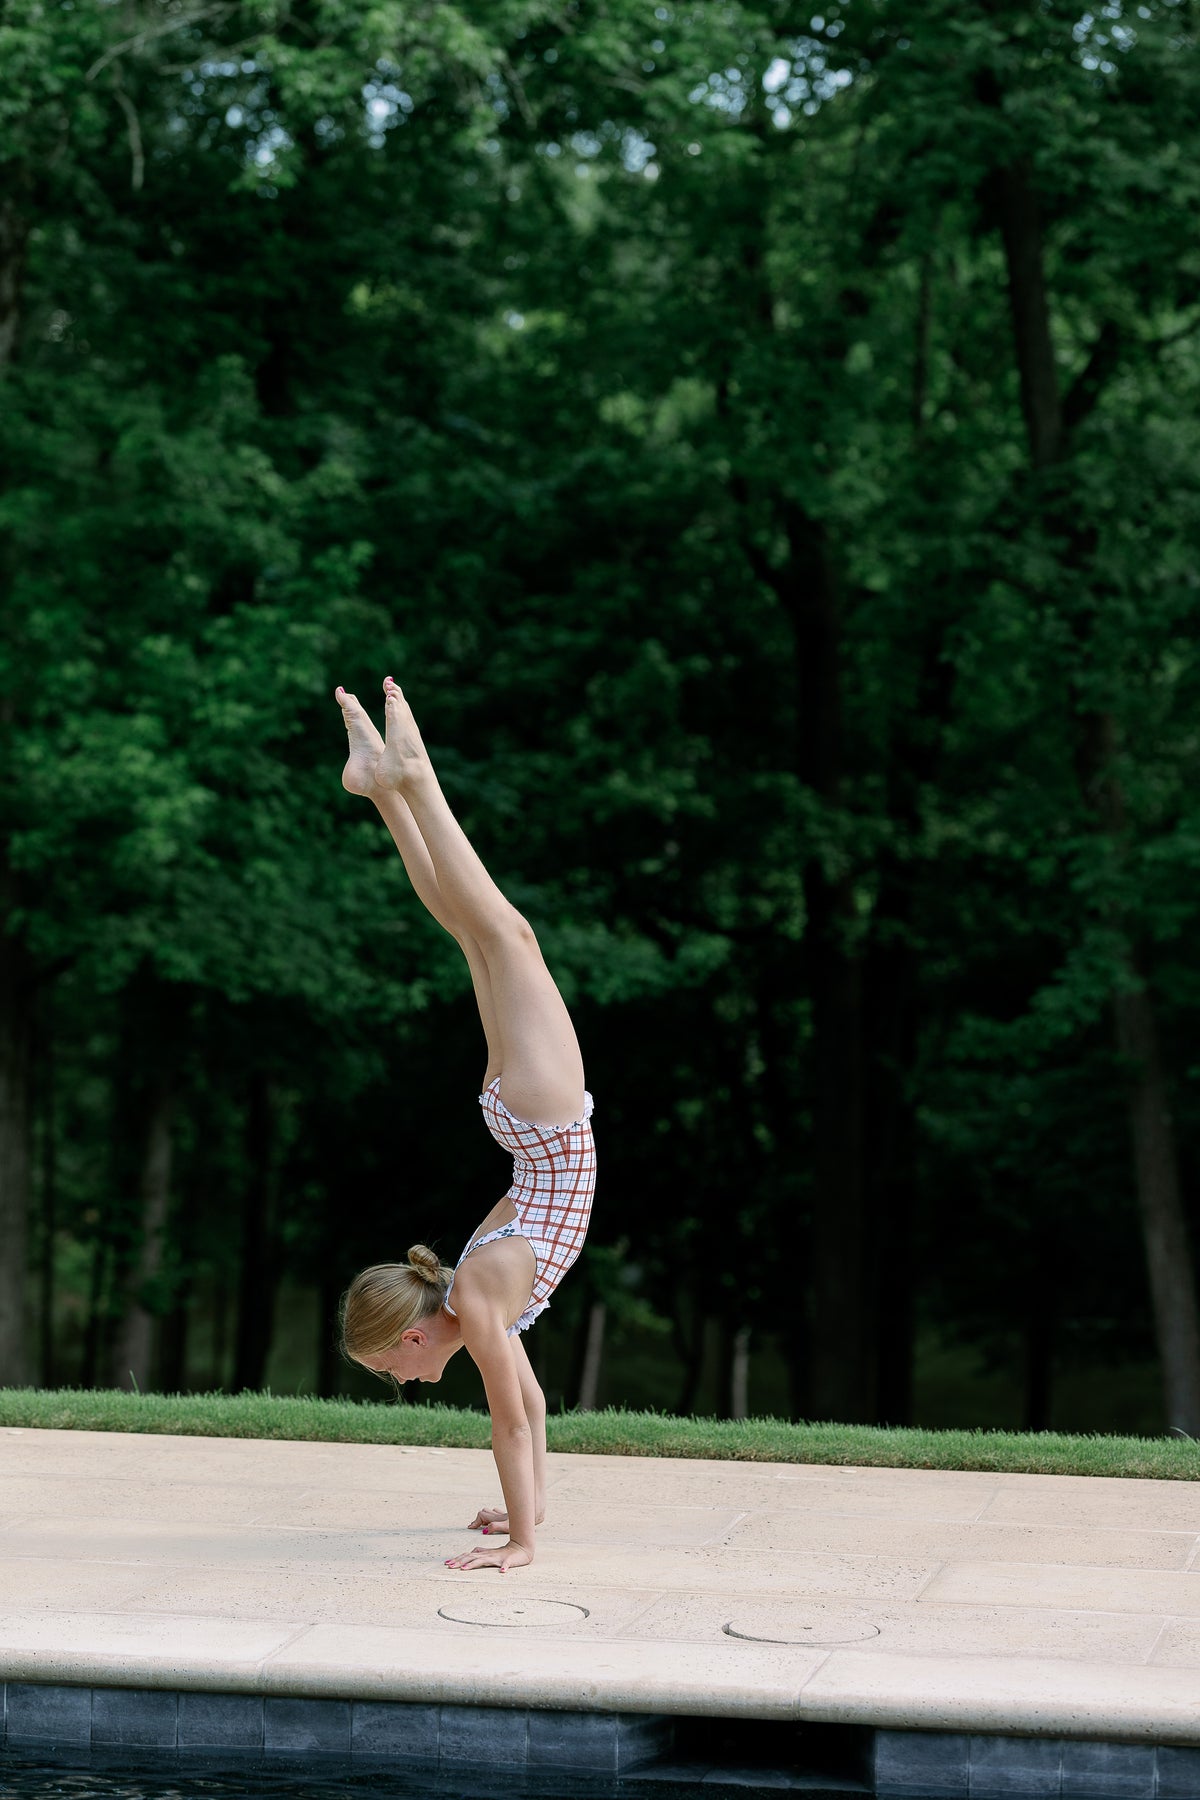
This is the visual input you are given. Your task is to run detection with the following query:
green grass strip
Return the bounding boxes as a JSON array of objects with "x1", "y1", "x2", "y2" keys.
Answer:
[{"x1": 0, "y1": 1387, "x2": 1195, "y2": 1479}]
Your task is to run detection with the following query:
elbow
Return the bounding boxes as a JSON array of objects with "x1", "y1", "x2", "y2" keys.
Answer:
[
  {"x1": 493, "y1": 1418, "x2": 532, "y2": 1445},
  {"x1": 525, "y1": 1383, "x2": 547, "y2": 1421}
]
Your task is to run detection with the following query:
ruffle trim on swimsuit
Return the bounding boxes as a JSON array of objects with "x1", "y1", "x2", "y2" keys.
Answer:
[
  {"x1": 508, "y1": 1299, "x2": 549, "y2": 1336},
  {"x1": 478, "y1": 1078, "x2": 595, "y2": 1132},
  {"x1": 443, "y1": 1220, "x2": 550, "y2": 1337}
]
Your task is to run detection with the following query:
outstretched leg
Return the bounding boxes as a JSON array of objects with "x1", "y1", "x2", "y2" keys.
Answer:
[
  {"x1": 337, "y1": 686, "x2": 502, "y2": 1087},
  {"x1": 375, "y1": 676, "x2": 586, "y2": 1128}
]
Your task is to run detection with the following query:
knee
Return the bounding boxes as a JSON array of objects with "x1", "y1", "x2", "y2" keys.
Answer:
[{"x1": 479, "y1": 903, "x2": 537, "y2": 951}]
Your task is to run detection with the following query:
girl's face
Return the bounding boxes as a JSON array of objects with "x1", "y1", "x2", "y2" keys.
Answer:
[{"x1": 358, "y1": 1315, "x2": 459, "y2": 1384}]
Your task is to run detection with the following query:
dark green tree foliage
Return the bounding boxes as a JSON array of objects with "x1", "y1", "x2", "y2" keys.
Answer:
[{"x1": 2, "y1": 0, "x2": 1198, "y2": 1428}]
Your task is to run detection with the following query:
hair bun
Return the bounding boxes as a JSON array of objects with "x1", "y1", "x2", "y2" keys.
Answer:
[{"x1": 407, "y1": 1244, "x2": 445, "y2": 1288}]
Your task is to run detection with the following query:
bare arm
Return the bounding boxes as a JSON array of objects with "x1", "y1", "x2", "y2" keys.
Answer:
[
  {"x1": 514, "y1": 1334, "x2": 548, "y2": 1519},
  {"x1": 445, "y1": 1278, "x2": 537, "y2": 1572},
  {"x1": 468, "y1": 1334, "x2": 547, "y2": 1532}
]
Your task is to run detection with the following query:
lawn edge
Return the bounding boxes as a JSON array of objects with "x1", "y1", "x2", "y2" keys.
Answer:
[{"x1": 0, "y1": 1387, "x2": 1193, "y2": 1480}]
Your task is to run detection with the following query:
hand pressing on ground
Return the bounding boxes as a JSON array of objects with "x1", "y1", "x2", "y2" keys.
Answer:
[
  {"x1": 468, "y1": 1504, "x2": 545, "y2": 1534},
  {"x1": 445, "y1": 1539, "x2": 534, "y2": 1574},
  {"x1": 467, "y1": 1505, "x2": 509, "y2": 1535}
]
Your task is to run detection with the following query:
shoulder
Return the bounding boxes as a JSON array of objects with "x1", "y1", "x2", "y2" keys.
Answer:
[
  {"x1": 452, "y1": 1236, "x2": 533, "y2": 1321},
  {"x1": 451, "y1": 1268, "x2": 526, "y2": 1428}
]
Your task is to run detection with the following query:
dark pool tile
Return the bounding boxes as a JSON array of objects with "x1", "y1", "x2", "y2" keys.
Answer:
[
  {"x1": 969, "y1": 1734, "x2": 1062, "y2": 1797},
  {"x1": 875, "y1": 1729, "x2": 971, "y2": 1797},
  {"x1": 0, "y1": 1743, "x2": 96, "y2": 1771},
  {"x1": 177, "y1": 1690, "x2": 264, "y2": 1750},
  {"x1": 439, "y1": 1701, "x2": 530, "y2": 1765},
  {"x1": 1158, "y1": 1744, "x2": 1200, "y2": 1798},
  {"x1": 91, "y1": 1687, "x2": 178, "y2": 1748},
  {"x1": 6, "y1": 1683, "x2": 92, "y2": 1747},
  {"x1": 263, "y1": 1695, "x2": 351, "y2": 1754},
  {"x1": 351, "y1": 1700, "x2": 439, "y2": 1759},
  {"x1": 528, "y1": 1709, "x2": 619, "y2": 1771},
  {"x1": 1059, "y1": 1739, "x2": 1154, "y2": 1799},
  {"x1": 635, "y1": 1762, "x2": 718, "y2": 1783},
  {"x1": 698, "y1": 1768, "x2": 814, "y2": 1788},
  {"x1": 617, "y1": 1714, "x2": 677, "y2": 1773}
]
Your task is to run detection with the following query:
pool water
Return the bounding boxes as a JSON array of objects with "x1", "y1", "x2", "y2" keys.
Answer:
[{"x1": 0, "y1": 1747, "x2": 860, "y2": 1800}]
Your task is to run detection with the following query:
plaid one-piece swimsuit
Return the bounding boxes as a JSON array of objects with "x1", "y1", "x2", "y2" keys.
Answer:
[{"x1": 443, "y1": 1081, "x2": 597, "y2": 1336}]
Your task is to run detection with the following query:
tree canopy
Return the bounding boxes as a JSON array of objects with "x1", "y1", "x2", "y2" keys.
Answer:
[{"x1": 2, "y1": 0, "x2": 1199, "y2": 1432}]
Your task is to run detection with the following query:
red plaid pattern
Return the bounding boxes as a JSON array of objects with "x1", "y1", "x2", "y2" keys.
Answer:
[{"x1": 471, "y1": 1079, "x2": 597, "y2": 1332}]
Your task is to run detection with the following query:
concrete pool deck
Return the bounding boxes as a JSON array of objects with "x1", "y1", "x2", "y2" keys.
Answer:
[{"x1": 0, "y1": 1426, "x2": 1197, "y2": 1747}]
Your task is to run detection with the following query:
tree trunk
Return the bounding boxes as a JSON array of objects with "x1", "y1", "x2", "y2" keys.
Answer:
[
  {"x1": 233, "y1": 1073, "x2": 278, "y2": 1391},
  {"x1": 0, "y1": 855, "x2": 34, "y2": 1385},
  {"x1": 729, "y1": 1324, "x2": 751, "y2": 1421},
  {"x1": 863, "y1": 929, "x2": 919, "y2": 1427},
  {"x1": 82, "y1": 1236, "x2": 108, "y2": 1388},
  {"x1": 109, "y1": 1076, "x2": 176, "y2": 1392},
  {"x1": 317, "y1": 1268, "x2": 342, "y2": 1398},
  {"x1": 721, "y1": 188, "x2": 869, "y2": 1425},
  {"x1": 576, "y1": 1301, "x2": 606, "y2": 1411},
  {"x1": 211, "y1": 1268, "x2": 230, "y2": 1390},
  {"x1": 158, "y1": 1284, "x2": 189, "y2": 1393},
  {"x1": 1022, "y1": 1237, "x2": 1057, "y2": 1432},
  {"x1": 1113, "y1": 968, "x2": 1200, "y2": 1433},
  {"x1": 989, "y1": 159, "x2": 1064, "y2": 467},
  {"x1": 780, "y1": 506, "x2": 868, "y2": 1424},
  {"x1": 0, "y1": 239, "x2": 32, "y2": 1386},
  {"x1": 0, "y1": 199, "x2": 28, "y2": 376},
  {"x1": 671, "y1": 1295, "x2": 706, "y2": 1416},
  {"x1": 158, "y1": 1179, "x2": 196, "y2": 1393},
  {"x1": 863, "y1": 636, "x2": 954, "y2": 1427},
  {"x1": 987, "y1": 134, "x2": 1200, "y2": 1434},
  {"x1": 37, "y1": 1006, "x2": 57, "y2": 1389}
]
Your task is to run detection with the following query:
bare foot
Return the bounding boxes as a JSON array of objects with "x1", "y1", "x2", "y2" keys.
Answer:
[
  {"x1": 376, "y1": 676, "x2": 432, "y2": 790},
  {"x1": 335, "y1": 686, "x2": 385, "y2": 796}
]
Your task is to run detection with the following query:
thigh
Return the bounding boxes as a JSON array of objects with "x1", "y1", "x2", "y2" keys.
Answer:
[
  {"x1": 460, "y1": 933, "x2": 503, "y2": 1091},
  {"x1": 484, "y1": 925, "x2": 585, "y2": 1127}
]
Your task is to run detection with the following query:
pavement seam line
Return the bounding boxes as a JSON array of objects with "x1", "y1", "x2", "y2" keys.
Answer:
[
  {"x1": 1139, "y1": 1617, "x2": 1171, "y2": 1664},
  {"x1": 254, "y1": 1620, "x2": 319, "y2": 1667},
  {"x1": 791, "y1": 1647, "x2": 836, "y2": 1710},
  {"x1": 908, "y1": 1560, "x2": 948, "y2": 1603}
]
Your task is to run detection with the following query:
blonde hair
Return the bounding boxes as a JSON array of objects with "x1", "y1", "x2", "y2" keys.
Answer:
[{"x1": 339, "y1": 1246, "x2": 454, "y2": 1364}]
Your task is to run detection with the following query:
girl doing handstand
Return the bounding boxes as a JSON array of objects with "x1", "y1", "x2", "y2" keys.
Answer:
[{"x1": 335, "y1": 677, "x2": 596, "y2": 1575}]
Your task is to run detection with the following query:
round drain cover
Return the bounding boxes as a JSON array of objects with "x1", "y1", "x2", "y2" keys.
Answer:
[
  {"x1": 438, "y1": 1596, "x2": 590, "y2": 1629},
  {"x1": 723, "y1": 1608, "x2": 880, "y2": 1647}
]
